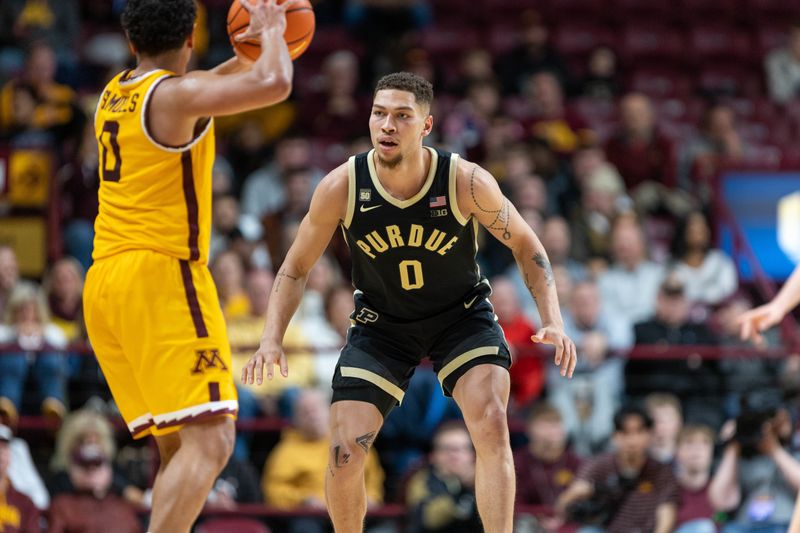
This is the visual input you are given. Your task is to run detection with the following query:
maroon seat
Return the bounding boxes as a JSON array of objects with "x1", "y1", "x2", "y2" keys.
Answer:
[
  {"x1": 195, "y1": 518, "x2": 270, "y2": 533},
  {"x1": 679, "y1": 0, "x2": 740, "y2": 22},
  {"x1": 486, "y1": 24, "x2": 521, "y2": 56},
  {"x1": 552, "y1": 22, "x2": 616, "y2": 58},
  {"x1": 613, "y1": 0, "x2": 675, "y2": 20},
  {"x1": 628, "y1": 67, "x2": 693, "y2": 98},
  {"x1": 416, "y1": 26, "x2": 481, "y2": 59},
  {"x1": 697, "y1": 65, "x2": 763, "y2": 98},
  {"x1": 688, "y1": 24, "x2": 752, "y2": 63},
  {"x1": 755, "y1": 24, "x2": 789, "y2": 56},
  {"x1": 619, "y1": 24, "x2": 685, "y2": 65}
]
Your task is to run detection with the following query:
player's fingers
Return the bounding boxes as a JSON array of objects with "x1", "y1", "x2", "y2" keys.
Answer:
[
  {"x1": 739, "y1": 318, "x2": 753, "y2": 341},
  {"x1": 568, "y1": 342, "x2": 578, "y2": 378},
  {"x1": 554, "y1": 338, "x2": 564, "y2": 367},
  {"x1": 279, "y1": 352, "x2": 289, "y2": 378},
  {"x1": 256, "y1": 354, "x2": 266, "y2": 384},
  {"x1": 265, "y1": 356, "x2": 274, "y2": 381},
  {"x1": 560, "y1": 340, "x2": 570, "y2": 376},
  {"x1": 239, "y1": 0, "x2": 256, "y2": 13},
  {"x1": 279, "y1": 0, "x2": 305, "y2": 11}
]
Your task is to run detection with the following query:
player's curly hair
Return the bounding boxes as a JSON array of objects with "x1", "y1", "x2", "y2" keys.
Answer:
[
  {"x1": 374, "y1": 72, "x2": 434, "y2": 108},
  {"x1": 121, "y1": 0, "x2": 196, "y2": 56}
]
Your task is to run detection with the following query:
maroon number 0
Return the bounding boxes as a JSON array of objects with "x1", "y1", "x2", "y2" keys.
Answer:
[{"x1": 100, "y1": 120, "x2": 121, "y2": 182}]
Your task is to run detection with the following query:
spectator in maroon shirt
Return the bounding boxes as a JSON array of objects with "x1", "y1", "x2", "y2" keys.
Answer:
[
  {"x1": 515, "y1": 402, "x2": 582, "y2": 508},
  {"x1": 0, "y1": 424, "x2": 40, "y2": 533},
  {"x1": 556, "y1": 405, "x2": 679, "y2": 533},
  {"x1": 674, "y1": 425, "x2": 720, "y2": 533}
]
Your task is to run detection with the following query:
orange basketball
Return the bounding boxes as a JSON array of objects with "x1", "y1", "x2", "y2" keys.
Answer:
[{"x1": 227, "y1": 0, "x2": 315, "y2": 62}]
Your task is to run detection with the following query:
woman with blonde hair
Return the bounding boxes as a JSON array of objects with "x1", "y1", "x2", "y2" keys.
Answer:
[{"x1": 0, "y1": 283, "x2": 68, "y2": 425}]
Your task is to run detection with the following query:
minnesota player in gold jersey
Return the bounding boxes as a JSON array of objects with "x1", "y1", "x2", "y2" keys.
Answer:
[{"x1": 82, "y1": 1, "x2": 298, "y2": 531}]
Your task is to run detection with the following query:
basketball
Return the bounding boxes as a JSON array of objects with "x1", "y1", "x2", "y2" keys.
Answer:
[{"x1": 227, "y1": 0, "x2": 315, "y2": 62}]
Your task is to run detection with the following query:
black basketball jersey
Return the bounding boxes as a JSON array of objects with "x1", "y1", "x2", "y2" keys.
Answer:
[{"x1": 341, "y1": 147, "x2": 486, "y2": 321}]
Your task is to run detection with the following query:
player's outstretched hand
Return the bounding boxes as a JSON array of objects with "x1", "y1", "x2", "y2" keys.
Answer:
[
  {"x1": 235, "y1": 0, "x2": 305, "y2": 43},
  {"x1": 532, "y1": 326, "x2": 577, "y2": 378},
  {"x1": 241, "y1": 340, "x2": 288, "y2": 385},
  {"x1": 737, "y1": 302, "x2": 785, "y2": 346}
]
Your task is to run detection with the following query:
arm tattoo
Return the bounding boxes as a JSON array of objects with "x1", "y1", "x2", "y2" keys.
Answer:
[
  {"x1": 469, "y1": 165, "x2": 511, "y2": 240},
  {"x1": 533, "y1": 252, "x2": 554, "y2": 287},
  {"x1": 273, "y1": 269, "x2": 299, "y2": 293},
  {"x1": 355, "y1": 431, "x2": 376, "y2": 453}
]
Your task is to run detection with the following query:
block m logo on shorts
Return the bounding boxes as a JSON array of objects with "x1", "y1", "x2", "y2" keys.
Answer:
[
  {"x1": 355, "y1": 307, "x2": 379, "y2": 324},
  {"x1": 191, "y1": 349, "x2": 228, "y2": 375}
]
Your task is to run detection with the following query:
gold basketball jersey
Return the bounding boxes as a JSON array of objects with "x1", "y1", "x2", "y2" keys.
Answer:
[{"x1": 93, "y1": 69, "x2": 215, "y2": 264}]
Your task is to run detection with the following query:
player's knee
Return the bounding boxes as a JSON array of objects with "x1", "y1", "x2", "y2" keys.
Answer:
[
  {"x1": 328, "y1": 440, "x2": 366, "y2": 477},
  {"x1": 468, "y1": 398, "x2": 509, "y2": 449},
  {"x1": 190, "y1": 417, "x2": 235, "y2": 470}
]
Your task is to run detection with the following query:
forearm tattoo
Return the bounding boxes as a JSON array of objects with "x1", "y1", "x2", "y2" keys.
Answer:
[
  {"x1": 469, "y1": 165, "x2": 511, "y2": 240},
  {"x1": 273, "y1": 269, "x2": 299, "y2": 293},
  {"x1": 533, "y1": 252, "x2": 555, "y2": 287}
]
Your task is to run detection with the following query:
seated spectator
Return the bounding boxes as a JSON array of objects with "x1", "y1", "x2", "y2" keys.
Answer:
[
  {"x1": 678, "y1": 104, "x2": 746, "y2": 203},
  {"x1": 50, "y1": 409, "x2": 143, "y2": 506},
  {"x1": 56, "y1": 122, "x2": 99, "y2": 271},
  {"x1": 210, "y1": 250, "x2": 250, "y2": 320},
  {"x1": 229, "y1": 269, "x2": 314, "y2": 440},
  {"x1": 569, "y1": 163, "x2": 631, "y2": 266},
  {"x1": 406, "y1": 421, "x2": 481, "y2": 533},
  {"x1": 240, "y1": 135, "x2": 325, "y2": 222},
  {"x1": 298, "y1": 50, "x2": 369, "y2": 141},
  {"x1": 305, "y1": 284, "x2": 354, "y2": 389},
  {"x1": 581, "y1": 46, "x2": 620, "y2": 101},
  {"x1": 496, "y1": 10, "x2": 573, "y2": 96},
  {"x1": 764, "y1": 19, "x2": 800, "y2": 105},
  {"x1": 449, "y1": 48, "x2": 497, "y2": 96},
  {"x1": 0, "y1": 246, "x2": 21, "y2": 318},
  {"x1": 379, "y1": 368, "x2": 462, "y2": 498},
  {"x1": 48, "y1": 442, "x2": 142, "y2": 533},
  {"x1": 670, "y1": 210, "x2": 738, "y2": 308},
  {"x1": 645, "y1": 393, "x2": 684, "y2": 465},
  {"x1": 490, "y1": 276, "x2": 542, "y2": 407},
  {"x1": 523, "y1": 71, "x2": 594, "y2": 155},
  {"x1": 0, "y1": 424, "x2": 40, "y2": 533},
  {"x1": 550, "y1": 280, "x2": 626, "y2": 456},
  {"x1": 43, "y1": 255, "x2": 84, "y2": 343},
  {"x1": 209, "y1": 194, "x2": 262, "y2": 267},
  {"x1": 263, "y1": 167, "x2": 315, "y2": 264},
  {"x1": 556, "y1": 406, "x2": 679, "y2": 533},
  {"x1": 263, "y1": 389, "x2": 384, "y2": 533},
  {"x1": 597, "y1": 216, "x2": 664, "y2": 325},
  {"x1": 605, "y1": 93, "x2": 682, "y2": 212},
  {"x1": 206, "y1": 455, "x2": 263, "y2": 510},
  {"x1": 675, "y1": 425, "x2": 720, "y2": 533},
  {"x1": 541, "y1": 216, "x2": 588, "y2": 283},
  {"x1": 710, "y1": 407, "x2": 800, "y2": 532},
  {"x1": 515, "y1": 403, "x2": 581, "y2": 507},
  {"x1": 0, "y1": 42, "x2": 84, "y2": 154},
  {"x1": 0, "y1": 283, "x2": 68, "y2": 424},
  {"x1": 6, "y1": 424, "x2": 48, "y2": 509},
  {"x1": 442, "y1": 79, "x2": 502, "y2": 160},
  {"x1": 628, "y1": 276, "x2": 721, "y2": 426},
  {"x1": 0, "y1": 1, "x2": 79, "y2": 60}
]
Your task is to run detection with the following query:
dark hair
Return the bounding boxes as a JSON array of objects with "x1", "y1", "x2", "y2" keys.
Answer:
[
  {"x1": 374, "y1": 72, "x2": 434, "y2": 108},
  {"x1": 670, "y1": 210, "x2": 711, "y2": 260},
  {"x1": 122, "y1": 0, "x2": 196, "y2": 56},
  {"x1": 432, "y1": 420, "x2": 469, "y2": 448},
  {"x1": 613, "y1": 405, "x2": 653, "y2": 432},
  {"x1": 527, "y1": 401, "x2": 562, "y2": 424}
]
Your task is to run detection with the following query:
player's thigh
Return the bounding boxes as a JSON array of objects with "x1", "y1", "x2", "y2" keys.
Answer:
[
  {"x1": 331, "y1": 325, "x2": 420, "y2": 420},
  {"x1": 429, "y1": 303, "x2": 512, "y2": 398},
  {"x1": 84, "y1": 260, "x2": 151, "y2": 437},
  {"x1": 114, "y1": 254, "x2": 238, "y2": 432}
]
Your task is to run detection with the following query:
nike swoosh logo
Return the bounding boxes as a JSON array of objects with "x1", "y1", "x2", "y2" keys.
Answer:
[
  {"x1": 464, "y1": 295, "x2": 479, "y2": 308},
  {"x1": 360, "y1": 204, "x2": 383, "y2": 213}
]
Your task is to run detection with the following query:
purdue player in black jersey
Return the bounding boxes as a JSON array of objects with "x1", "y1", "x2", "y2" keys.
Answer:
[{"x1": 242, "y1": 72, "x2": 577, "y2": 533}]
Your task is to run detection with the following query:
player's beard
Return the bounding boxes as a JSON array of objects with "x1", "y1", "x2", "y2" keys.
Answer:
[{"x1": 376, "y1": 151, "x2": 403, "y2": 169}]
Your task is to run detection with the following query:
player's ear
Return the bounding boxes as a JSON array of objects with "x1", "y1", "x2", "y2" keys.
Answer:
[
  {"x1": 187, "y1": 28, "x2": 195, "y2": 49},
  {"x1": 422, "y1": 114, "x2": 433, "y2": 137}
]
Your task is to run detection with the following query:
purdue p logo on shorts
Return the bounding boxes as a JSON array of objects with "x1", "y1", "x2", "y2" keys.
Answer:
[
  {"x1": 355, "y1": 307, "x2": 380, "y2": 324},
  {"x1": 191, "y1": 349, "x2": 228, "y2": 375}
]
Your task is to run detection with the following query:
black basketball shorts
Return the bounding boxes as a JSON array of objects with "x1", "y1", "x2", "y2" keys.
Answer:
[{"x1": 331, "y1": 292, "x2": 512, "y2": 418}]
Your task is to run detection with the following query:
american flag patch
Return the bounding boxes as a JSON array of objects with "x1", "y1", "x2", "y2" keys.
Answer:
[{"x1": 429, "y1": 196, "x2": 446, "y2": 208}]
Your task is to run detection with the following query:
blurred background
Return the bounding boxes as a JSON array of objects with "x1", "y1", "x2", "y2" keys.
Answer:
[{"x1": 0, "y1": 0, "x2": 800, "y2": 531}]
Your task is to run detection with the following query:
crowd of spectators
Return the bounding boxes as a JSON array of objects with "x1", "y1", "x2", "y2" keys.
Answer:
[{"x1": 1, "y1": 0, "x2": 800, "y2": 531}]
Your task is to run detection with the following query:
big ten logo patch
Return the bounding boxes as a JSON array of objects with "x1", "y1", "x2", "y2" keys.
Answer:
[
  {"x1": 191, "y1": 349, "x2": 228, "y2": 375},
  {"x1": 355, "y1": 307, "x2": 379, "y2": 324}
]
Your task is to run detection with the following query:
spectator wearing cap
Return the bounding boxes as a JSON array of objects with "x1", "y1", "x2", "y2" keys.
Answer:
[
  {"x1": 0, "y1": 424, "x2": 40, "y2": 533},
  {"x1": 765, "y1": 19, "x2": 800, "y2": 105},
  {"x1": 48, "y1": 441, "x2": 142, "y2": 533},
  {"x1": 628, "y1": 276, "x2": 721, "y2": 427}
]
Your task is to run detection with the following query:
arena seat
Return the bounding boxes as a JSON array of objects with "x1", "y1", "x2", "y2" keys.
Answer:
[
  {"x1": 688, "y1": 24, "x2": 753, "y2": 64},
  {"x1": 755, "y1": 24, "x2": 789, "y2": 56},
  {"x1": 678, "y1": 0, "x2": 740, "y2": 23},
  {"x1": 628, "y1": 67, "x2": 693, "y2": 98},
  {"x1": 195, "y1": 518, "x2": 270, "y2": 533},
  {"x1": 552, "y1": 22, "x2": 617, "y2": 58},
  {"x1": 619, "y1": 24, "x2": 685, "y2": 66},
  {"x1": 697, "y1": 65, "x2": 763, "y2": 98}
]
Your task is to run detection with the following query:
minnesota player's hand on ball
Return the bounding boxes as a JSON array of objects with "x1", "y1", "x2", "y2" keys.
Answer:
[
  {"x1": 234, "y1": 0, "x2": 303, "y2": 43},
  {"x1": 532, "y1": 326, "x2": 577, "y2": 378},
  {"x1": 242, "y1": 340, "x2": 288, "y2": 385}
]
